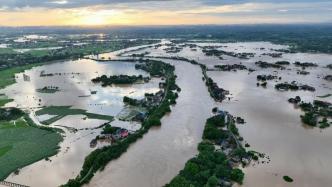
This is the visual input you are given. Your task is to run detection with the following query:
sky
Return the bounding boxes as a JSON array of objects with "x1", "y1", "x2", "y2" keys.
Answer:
[{"x1": 0, "y1": 0, "x2": 331, "y2": 26}]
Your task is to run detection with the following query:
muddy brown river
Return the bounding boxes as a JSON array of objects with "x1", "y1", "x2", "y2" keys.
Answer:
[
  {"x1": 2, "y1": 41, "x2": 332, "y2": 187},
  {"x1": 87, "y1": 59, "x2": 216, "y2": 187}
]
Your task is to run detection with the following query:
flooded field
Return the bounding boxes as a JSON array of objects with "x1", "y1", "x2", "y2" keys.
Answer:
[
  {"x1": 91, "y1": 41, "x2": 331, "y2": 187},
  {"x1": 1, "y1": 41, "x2": 331, "y2": 187},
  {"x1": 204, "y1": 44, "x2": 332, "y2": 187},
  {"x1": 1, "y1": 57, "x2": 161, "y2": 186}
]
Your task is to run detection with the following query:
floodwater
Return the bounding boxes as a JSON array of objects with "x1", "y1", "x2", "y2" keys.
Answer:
[
  {"x1": 1, "y1": 41, "x2": 331, "y2": 187},
  {"x1": 204, "y1": 43, "x2": 332, "y2": 187},
  {"x1": 86, "y1": 58, "x2": 215, "y2": 187},
  {"x1": 1, "y1": 58, "x2": 161, "y2": 187},
  {"x1": 89, "y1": 41, "x2": 331, "y2": 187},
  {"x1": 13, "y1": 47, "x2": 63, "y2": 53}
]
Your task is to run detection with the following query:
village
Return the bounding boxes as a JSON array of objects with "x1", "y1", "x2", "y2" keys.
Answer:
[{"x1": 90, "y1": 125, "x2": 130, "y2": 148}]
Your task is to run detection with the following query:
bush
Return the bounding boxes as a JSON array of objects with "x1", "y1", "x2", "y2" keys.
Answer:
[
  {"x1": 283, "y1": 175, "x2": 294, "y2": 182},
  {"x1": 230, "y1": 168, "x2": 244, "y2": 184},
  {"x1": 206, "y1": 175, "x2": 219, "y2": 187}
]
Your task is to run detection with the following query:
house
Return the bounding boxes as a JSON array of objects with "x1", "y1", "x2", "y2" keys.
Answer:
[{"x1": 120, "y1": 129, "x2": 129, "y2": 138}]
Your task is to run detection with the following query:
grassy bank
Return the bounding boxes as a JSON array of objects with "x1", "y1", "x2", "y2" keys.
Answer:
[
  {"x1": 0, "y1": 95, "x2": 13, "y2": 107},
  {"x1": 0, "y1": 63, "x2": 47, "y2": 89},
  {"x1": 0, "y1": 118, "x2": 62, "y2": 180},
  {"x1": 35, "y1": 106, "x2": 114, "y2": 125}
]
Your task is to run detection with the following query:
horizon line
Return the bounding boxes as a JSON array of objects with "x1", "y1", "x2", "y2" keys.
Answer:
[{"x1": 1, "y1": 22, "x2": 332, "y2": 28}]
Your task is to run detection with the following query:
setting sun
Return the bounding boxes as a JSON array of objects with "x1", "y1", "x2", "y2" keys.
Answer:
[
  {"x1": 78, "y1": 15, "x2": 108, "y2": 25},
  {"x1": 67, "y1": 9, "x2": 121, "y2": 25}
]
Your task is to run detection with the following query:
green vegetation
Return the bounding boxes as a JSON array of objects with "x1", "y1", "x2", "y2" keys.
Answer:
[
  {"x1": 0, "y1": 145, "x2": 12, "y2": 157},
  {"x1": 61, "y1": 59, "x2": 179, "y2": 187},
  {"x1": 202, "y1": 48, "x2": 254, "y2": 59},
  {"x1": 0, "y1": 108, "x2": 24, "y2": 121},
  {"x1": 0, "y1": 40, "x2": 157, "y2": 89},
  {"x1": 0, "y1": 48, "x2": 16, "y2": 54},
  {"x1": 298, "y1": 100, "x2": 332, "y2": 128},
  {"x1": 101, "y1": 124, "x2": 119, "y2": 134},
  {"x1": 0, "y1": 118, "x2": 62, "y2": 180},
  {"x1": 135, "y1": 59, "x2": 175, "y2": 77},
  {"x1": 170, "y1": 25, "x2": 332, "y2": 53},
  {"x1": 36, "y1": 106, "x2": 113, "y2": 125},
  {"x1": 275, "y1": 82, "x2": 315, "y2": 92},
  {"x1": 275, "y1": 61, "x2": 290, "y2": 65},
  {"x1": 0, "y1": 38, "x2": 159, "y2": 182},
  {"x1": 294, "y1": 61, "x2": 317, "y2": 68},
  {"x1": 92, "y1": 74, "x2": 148, "y2": 86},
  {"x1": 255, "y1": 61, "x2": 283, "y2": 69},
  {"x1": 0, "y1": 95, "x2": 13, "y2": 107},
  {"x1": 214, "y1": 64, "x2": 247, "y2": 71},
  {"x1": 283, "y1": 176, "x2": 294, "y2": 182},
  {"x1": 204, "y1": 76, "x2": 229, "y2": 102},
  {"x1": 0, "y1": 39, "x2": 158, "y2": 71},
  {"x1": 166, "y1": 114, "x2": 248, "y2": 187},
  {"x1": 123, "y1": 96, "x2": 140, "y2": 106},
  {"x1": 0, "y1": 62, "x2": 47, "y2": 89}
]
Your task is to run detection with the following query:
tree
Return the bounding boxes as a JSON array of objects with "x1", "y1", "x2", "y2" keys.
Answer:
[
  {"x1": 206, "y1": 175, "x2": 219, "y2": 187},
  {"x1": 166, "y1": 176, "x2": 194, "y2": 187},
  {"x1": 215, "y1": 164, "x2": 230, "y2": 178},
  {"x1": 183, "y1": 162, "x2": 200, "y2": 177},
  {"x1": 198, "y1": 141, "x2": 215, "y2": 153},
  {"x1": 230, "y1": 168, "x2": 244, "y2": 184}
]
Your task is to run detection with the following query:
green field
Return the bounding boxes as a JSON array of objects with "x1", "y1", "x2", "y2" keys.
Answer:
[
  {"x1": 27, "y1": 49, "x2": 50, "y2": 57},
  {"x1": 0, "y1": 63, "x2": 46, "y2": 89},
  {"x1": 0, "y1": 48, "x2": 16, "y2": 54},
  {"x1": 36, "y1": 106, "x2": 114, "y2": 125},
  {"x1": 0, "y1": 119, "x2": 62, "y2": 180},
  {"x1": 0, "y1": 98, "x2": 14, "y2": 107}
]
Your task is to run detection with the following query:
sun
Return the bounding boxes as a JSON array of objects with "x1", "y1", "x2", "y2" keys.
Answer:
[
  {"x1": 69, "y1": 9, "x2": 120, "y2": 26},
  {"x1": 79, "y1": 15, "x2": 108, "y2": 25}
]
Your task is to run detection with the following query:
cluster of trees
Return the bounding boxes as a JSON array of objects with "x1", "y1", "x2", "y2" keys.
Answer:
[
  {"x1": 205, "y1": 76, "x2": 229, "y2": 102},
  {"x1": 166, "y1": 115, "x2": 245, "y2": 187},
  {"x1": 92, "y1": 74, "x2": 147, "y2": 86},
  {"x1": 202, "y1": 48, "x2": 254, "y2": 59},
  {"x1": 123, "y1": 96, "x2": 140, "y2": 106},
  {"x1": 135, "y1": 59, "x2": 175, "y2": 77},
  {"x1": 255, "y1": 61, "x2": 284, "y2": 69},
  {"x1": 142, "y1": 76, "x2": 179, "y2": 128},
  {"x1": 299, "y1": 100, "x2": 332, "y2": 128},
  {"x1": 327, "y1": 64, "x2": 332, "y2": 69},
  {"x1": 203, "y1": 115, "x2": 227, "y2": 142},
  {"x1": 275, "y1": 82, "x2": 315, "y2": 92},
  {"x1": 275, "y1": 61, "x2": 290, "y2": 65},
  {"x1": 101, "y1": 124, "x2": 119, "y2": 134},
  {"x1": 214, "y1": 64, "x2": 247, "y2": 71},
  {"x1": 0, "y1": 108, "x2": 24, "y2": 121},
  {"x1": 294, "y1": 61, "x2": 317, "y2": 68}
]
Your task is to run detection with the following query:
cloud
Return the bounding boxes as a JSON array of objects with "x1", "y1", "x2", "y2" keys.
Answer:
[
  {"x1": 0, "y1": 0, "x2": 331, "y2": 26},
  {"x1": 50, "y1": 0, "x2": 69, "y2": 5},
  {"x1": 0, "y1": 0, "x2": 330, "y2": 10},
  {"x1": 0, "y1": 0, "x2": 176, "y2": 9}
]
